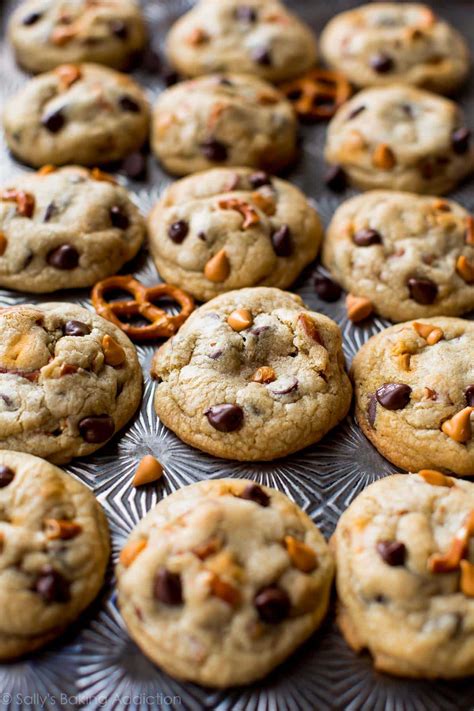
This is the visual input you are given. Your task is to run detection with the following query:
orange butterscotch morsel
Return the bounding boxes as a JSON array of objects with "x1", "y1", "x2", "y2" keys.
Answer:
[
  {"x1": 204, "y1": 249, "x2": 230, "y2": 283},
  {"x1": 44, "y1": 519, "x2": 82, "y2": 540},
  {"x1": 456, "y1": 255, "x2": 474, "y2": 284},
  {"x1": 251, "y1": 190, "x2": 276, "y2": 216},
  {"x1": 119, "y1": 539, "x2": 147, "y2": 567},
  {"x1": 284, "y1": 536, "x2": 318, "y2": 573},
  {"x1": 209, "y1": 574, "x2": 241, "y2": 607},
  {"x1": 372, "y1": 143, "x2": 396, "y2": 170},
  {"x1": 186, "y1": 27, "x2": 209, "y2": 45},
  {"x1": 51, "y1": 25, "x2": 76, "y2": 45},
  {"x1": 90, "y1": 167, "x2": 117, "y2": 184},
  {"x1": 55, "y1": 64, "x2": 82, "y2": 89},
  {"x1": 251, "y1": 366, "x2": 276, "y2": 384},
  {"x1": 413, "y1": 322, "x2": 444, "y2": 345},
  {"x1": 428, "y1": 510, "x2": 474, "y2": 574},
  {"x1": 460, "y1": 560, "x2": 474, "y2": 597},
  {"x1": 0, "y1": 232, "x2": 7, "y2": 257},
  {"x1": 418, "y1": 469, "x2": 454, "y2": 488},
  {"x1": 0, "y1": 189, "x2": 35, "y2": 218},
  {"x1": 297, "y1": 313, "x2": 323, "y2": 345},
  {"x1": 346, "y1": 294, "x2": 373, "y2": 323},
  {"x1": 192, "y1": 536, "x2": 222, "y2": 560},
  {"x1": 218, "y1": 198, "x2": 260, "y2": 229},
  {"x1": 465, "y1": 216, "x2": 474, "y2": 245},
  {"x1": 133, "y1": 455, "x2": 164, "y2": 487},
  {"x1": 38, "y1": 165, "x2": 56, "y2": 176},
  {"x1": 102, "y1": 334, "x2": 126, "y2": 367},
  {"x1": 441, "y1": 407, "x2": 474, "y2": 443},
  {"x1": 227, "y1": 308, "x2": 253, "y2": 332}
]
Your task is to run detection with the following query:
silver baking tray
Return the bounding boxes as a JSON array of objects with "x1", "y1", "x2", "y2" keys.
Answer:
[{"x1": 1, "y1": 1, "x2": 474, "y2": 709}]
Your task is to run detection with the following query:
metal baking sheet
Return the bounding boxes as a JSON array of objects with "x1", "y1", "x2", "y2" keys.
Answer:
[{"x1": 0, "y1": 1, "x2": 474, "y2": 709}]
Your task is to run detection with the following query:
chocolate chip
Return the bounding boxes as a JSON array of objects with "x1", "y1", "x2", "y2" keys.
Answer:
[
  {"x1": 200, "y1": 138, "x2": 228, "y2": 162},
  {"x1": 407, "y1": 277, "x2": 438, "y2": 305},
  {"x1": 168, "y1": 220, "x2": 189, "y2": 243},
  {"x1": 239, "y1": 483, "x2": 270, "y2": 507},
  {"x1": 251, "y1": 47, "x2": 272, "y2": 66},
  {"x1": 111, "y1": 20, "x2": 128, "y2": 40},
  {"x1": 110, "y1": 205, "x2": 130, "y2": 229},
  {"x1": 465, "y1": 385, "x2": 474, "y2": 406},
  {"x1": 119, "y1": 95, "x2": 140, "y2": 113},
  {"x1": 370, "y1": 53, "x2": 394, "y2": 73},
  {"x1": 142, "y1": 46, "x2": 162, "y2": 72},
  {"x1": 314, "y1": 274, "x2": 342, "y2": 302},
  {"x1": 353, "y1": 228, "x2": 382, "y2": 246},
  {"x1": 249, "y1": 171, "x2": 272, "y2": 189},
  {"x1": 44, "y1": 202, "x2": 57, "y2": 222},
  {"x1": 271, "y1": 225, "x2": 292, "y2": 257},
  {"x1": 218, "y1": 77, "x2": 234, "y2": 87},
  {"x1": 401, "y1": 103, "x2": 414, "y2": 118},
  {"x1": 47, "y1": 244, "x2": 79, "y2": 270},
  {"x1": 0, "y1": 466, "x2": 15, "y2": 488},
  {"x1": 162, "y1": 65, "x2": 180, "y2": 87},
  {"x1": 376, "y1": 540, "x2": 406, "y2": 566},
  {"x1": 78, "y1": 415, "x2": 114, "y2": 443},
  {"x1": 205, "y1": 404, "x2": 244, "y2": 432},
  {"x1": 255, "y1": 586, "x2": 290, "y2": 624},
  {"x1": 63, "y1": 320, "x2": 91, "y2": 337},
  {"x1": 452, "y1": 128, "x2": 471, "y2": 155},
  {"x1": 34, "y1": 565, "x2": 70, "y2": 603},
  {"x1": 23, "y1": 11, "x2": 42, "y2": 25},
  {"x1": 367, "y1": 395, "x2": 377, "y2": 428},
  {"x1": 347, "y1": 105, "x2": 365, "y2": 120},
  {"x1": 235, "y1": 5, "x2": 257, "y2": 22},
  {"x1": 376, "y1": 383, "x2": 411, "y2": 410},
  {"x1": 154, "y1": 567, "x2": 183, "y2": 605},
  {"x1": 325, "y1": 164, "x2": 347, "y2": 192},
  {"x1": 121, "y1": 152, "x2": 147, "y2": 180},
  {"x1": 271, "y1": 377, "x2": 298, "y2": 395},
  {"x1": 42, "y1": 108, "x2": 65, "y2": 133}
]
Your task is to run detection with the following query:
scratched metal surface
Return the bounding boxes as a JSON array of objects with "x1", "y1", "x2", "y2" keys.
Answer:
[{"x1": 0, "y1": 1, "x2": 473, "y2": 709}]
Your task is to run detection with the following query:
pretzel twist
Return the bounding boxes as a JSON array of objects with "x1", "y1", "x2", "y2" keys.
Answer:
[
  {"x1": 91, "y1": 276, "x2": 195, "y2": 342},
  {"x1": 281, "y1": 69, "x2": 351, "y2": 120}
]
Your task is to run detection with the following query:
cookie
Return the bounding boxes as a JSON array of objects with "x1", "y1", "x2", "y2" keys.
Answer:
[
  {"x1": 351, "y1": 317, "x2": 474, "y2": 476},
  {"x1": 3, "y1": 63, "x2": 150, "y2": 168},
  {"x1": 148, "y1": 168, "x2": 322, "y2": 301},
  {"x1": 320, "y1": 3, "x2": 469, "y2": 94},
  {"x1": 0, "y1": 450, "x2": 109, "y2": 660},
  {"x1": 325, "y1": 85, "x2": 474, "y2": 194},
  {"x1": 117, "y1": 478, "x2": 333, "y2": 686},
  {"x1": 0, "y1": 166, "x2": 145, "y2": 293},
  {"x1": 0, "y1": 303, "x2": 142, "y2": 463},
  {"x1": 151, "y1": 74, "x2": 297, "y2": 176},
  {"x1": 165, "y1": 0, "x2": 317, "y2": 83},
  {"x1": 333, "y1": 472, "x2": 474, "y2": 678},
  {"x1": 8, "y1": 0, "x2": 147, "y2": 74},
  {"x1": 323, "y1": 191, "x2": 474, "y2": 322},
  {"x1": 151, "y1": 287, "x2": 352, "y2": 461}
]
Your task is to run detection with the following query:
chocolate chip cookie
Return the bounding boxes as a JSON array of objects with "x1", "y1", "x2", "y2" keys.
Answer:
[
  {"x1": 0, "y1": 303, "x2": 142, "y2": 463},
  {"x1": 0, "y1": 166, "x2": 145, "y2": 293},
  {"x1": 352, "y1": 317, "x2": 474, "y2": 475},
  {"x1": 325, "y1": 85, "x2": 474, "y2": 194},
  {"x1": 148, "y1": 168, "x2": 322, "y2": 301},
  {"x1": 333, "y1": 471, "x2": 474, "y2": 678},
  {"x1": 8, "y1": 0, "x2": 147, "y2": 74},
  {"x1": 323, "y1": 191, "x2": 474, "y2": 322},
  {"x1": 320, "y1": 3, "x2": 469, "y2": 94},
  {"x1": 165, "y1": 0, "x2": 317, "y2": 83},
  {"x1": 0, "y1": 450, "x2": 109, "y2": 659},
  {"x1": 151, "y1": 74, "x2": 297, "y2": 176},
  {"x1": 117, "y1": 478, "x2": 334, "y2": 686},
  {"x1": 3, "y1": 63, "x2": 150, "y2": 168},
  {"x1": 151, "y1": 287, "x2": 352, "y2": 461}
]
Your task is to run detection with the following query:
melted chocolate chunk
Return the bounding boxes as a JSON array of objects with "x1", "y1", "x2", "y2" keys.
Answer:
[
  {"x1": 465, "y1": 385, "x2": 474, "y2": 407},
  {"x1": 168, "y1": 220, "x2": 189, "y2": 243},
  {"x1": 121, "y1": 152, "x2": 147, "y2": 180},
  {"x1": 79, "y1": 415, "x2": 115, "y2": 443},
  {"x1": 154, "y1": 568, "x2": 183, "y2": 605},
  {"x1": 47, "y1": 244, "x2": 79, "y2": 270},
  {"x1": 110, "y1": 20, "x2": 128, "y2": 40},
  {"x1": 119, "y1": 95, "x2": 141, "y2": 113},
  {"x1": 255, "y1": 586, "x2": 290, "y2": 623},
  {"x1": 353, "y1": 228, "x2": 382, "y2": 246},
  {"x1": 42, "y1": 108, "x2": 65, "y2": 133},
  {"x1": 271, "y1": 225, "x2": 292, "y2": 257},
  {"x1": 205, "y1": 404, "x2": 244, "y2": 432},
  {"x1": 235, "y1": 5, "x2": 257, "y2": 22},
  {"x1": 249, "y1": 171, "x2": 272, "y2": 189},
  {"x1": 200, "y1": 138, "x2": 228, "y2": 162},
  {"x1": 376, "y1": 383, "x2": 412, "y2": 410},
  {"x1": 63, "y1": 320, "x2": 91, "y2": 337},
  {"x1": 251, "y1": 47, "x2": 272, "y2": 66},
  {"x1": 271, "y1": 377, "x2": 298, "y2": 395},
  {"x1": 376, "y1": 540, "x2": 406, "y2": 566},
  {"x1": 43, "y1": 202, "x2": 57, "y2": 222},
  {"x1": 452, "y1": 128, "x2": 471, "y2": 155},
  {"x1": 367, "y1": 394, "x2": 377, "y2": 427},
  {"x1": 239, "y1": 483, "x2": 270, "y2": 507},
  {"x1": 370, "y1": 53, "x2": 394, "y2": 73},
  {"x1": 23, "y1": 11, "x2": 42, "y2": 25},
  {"x1": 347, "y1": 105, "x2": 365, "y2": 120},
  {"x1": 110, "y1": 205, "x2": 130, "y2": 229},
  {"x1": 34, "y1": 565, "x2": 70, "y2": 603},
  {"x1": 325, "y1": 164, "x2": 347, "y2": 192},
  {"x1": 314, "y1": 274, "x2": 342, "y2": 302},
  {"x1": 0, "y1": 466, "x2": 15, "y2": 488},
  {"x1": 407, "y1": 277, "x2": 438, "y2": 305}
]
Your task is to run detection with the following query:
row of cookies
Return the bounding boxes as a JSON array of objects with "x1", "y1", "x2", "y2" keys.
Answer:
[{"x1": 3, "y1": 448, "x2": 474, "y2": 684}]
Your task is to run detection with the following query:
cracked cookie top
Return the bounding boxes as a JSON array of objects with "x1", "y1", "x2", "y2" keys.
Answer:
[
  {"x1": 320, "y1": 3, "x2": 469, "y2": 94},
  {"x1": 323, "y1": 191, "x2": 474, "y2": 322},
  {"x1": 148, "y1": 168, "x2": 322, "y2": 301},
  {"x1": 165, "y1": 0, "x2": 317, "y2": 83},
  {"x1": 8, "y1": 0, "x2": 147, "y2": 74},
  {"x1": 352, "y1": 317, "x2": 474, "y2": 475},
  {"x1": 333, "y1": 472, "x2": 474, "y2": 678},
  {"x1": 0, "y1": 450, "x2": 109, "y2": 660},
  {"x1": 325, "y1": 84, "x2": 474, "y2": 194},
  {"x1": 117, "y1": 478, "x2": 333, "y2": 687},
  {"x1": 0, "y1": 166, "x2": 145, "y2": 293},
  {"x1": 0, "y1": 303, "x2": 142, "y2": 463},
  {"x1": 151, "y1": 287, "x2": 352, "y2": 461},
  {"x1": 3, "y1": 63, "x2": 150, "y2": 168},
  {"x1": 151, "y1": 74, "x2": 297, "y2": 176}
]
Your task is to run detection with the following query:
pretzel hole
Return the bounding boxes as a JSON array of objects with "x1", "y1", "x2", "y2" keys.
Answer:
[
  {"x1": 104, "y1": 287, "x2": 136, "y2": 303},
  {"x1": 287, "y1": 88, "x2": 303, "y2": 101},
  {"x1": 314, "y1": 94, "x2": 336, "y2": 108}
]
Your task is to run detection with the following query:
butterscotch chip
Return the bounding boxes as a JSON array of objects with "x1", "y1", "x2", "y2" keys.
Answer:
[
  {"x1": 227, "y1": 308, "x2": 253, "y2": 331},
  {"x1": 209, "y1": 574, "x2": 241, "y2": 606},
  {"x1": 0, "y1": 233, "x2": 7, "y2": 257},
  {"x1": 418, "y1": 470, "x2": 454, "y2": 487},
  {"x1": 413, "y1": 322, "x2": 444, "y2": 344},
  {"x1": 218, "y1": 199, "x2": 260, "y2": 230},
  {"x1": 90, "y1": 167, "x2": 117, "y2": 184},
  {"x1": 456, "y1": 255, "x2": 474, "y2": 284},
  {"x1": 441, "y1": 407, "x2": 474, "y2": 443},
  {"x1": 460, "y1": 560, "x2": 474, "y2": 597},
  {"x1": 284, "y1": 536, "x2": 318, "y2": 573},
  {"x1": 55, "y1": 64, "x2": 82, "y2": 89},
  {"x1": 186, "y1": 27, "x2": 209, "y2": 45},
  {"x1": 372, "y1": 143, "x2": 396, "y2": 170},
  {"x1": 466, "y1": 217, "x2": 474, "y2": 245},
  {"x1": 346, "y1": 294, "x2": 373, "y2": 322},
  {"x1": 132, "y1": 455, "x2": 164, "y2": 487},
  {"x1": 38, "y1": 165, "x2": 56, "y2": 176},
  {"x1": 204, "y1": 249, "x2": 230, "y2": 283},
  {"x1": 251, "y1": 366, "x2": 276, "y2": 384},
  {"x1": 102, "y1": 334, "x2": 126, "y2": 367},
  {"x1": 44, "y1": 518, "x2": 82, "y2": 540},
  {"x1": 120, "y1": 539, "x2": 147, "y2": 567},
  {"x1": 192, "y1": 537, "x2": 222, "y2": 560}
]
